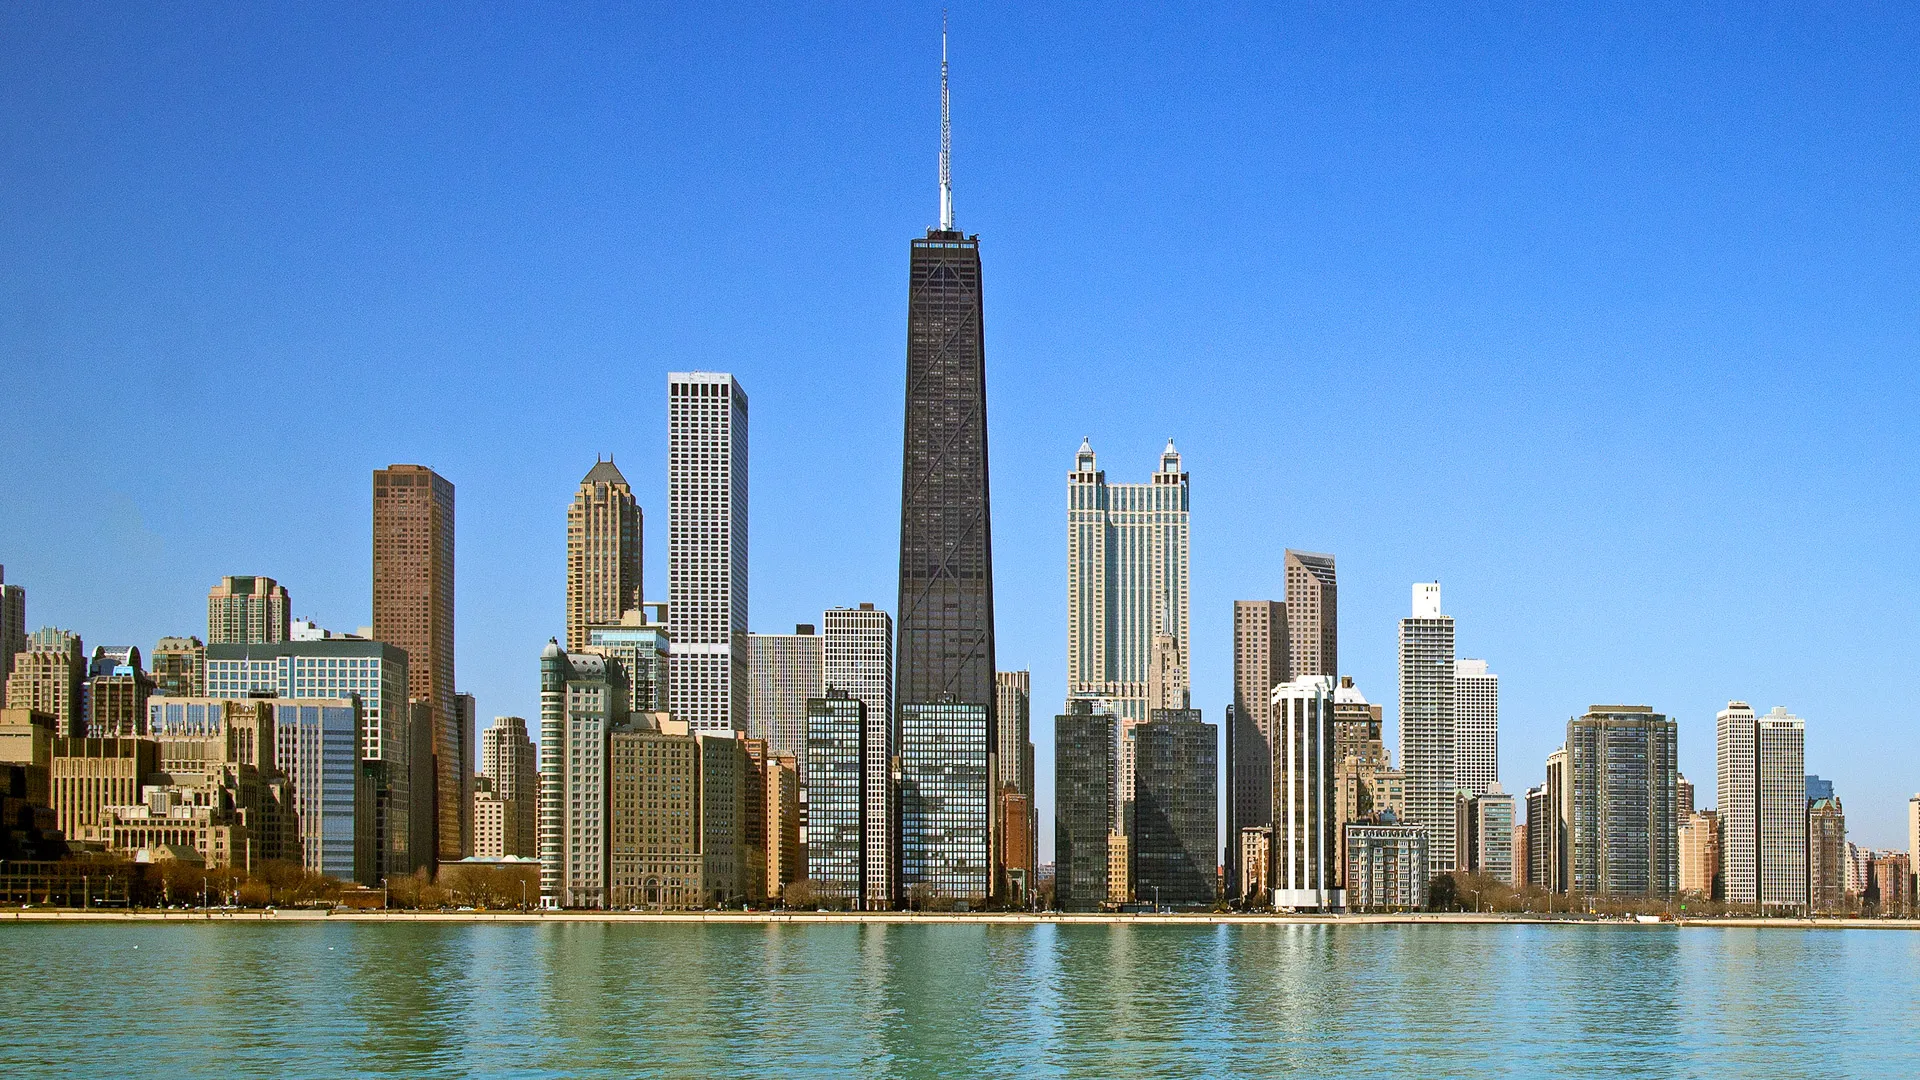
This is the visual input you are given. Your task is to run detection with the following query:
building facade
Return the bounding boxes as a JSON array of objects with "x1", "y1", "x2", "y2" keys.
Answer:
[
  {"x1": 538, "y1": 642, "x2": 628, "y2": 908},
  {"x1": 1268, "y1": 675, "x2": 1341, "y2": 908},
  {"x1": 270, "y1": 698, "x2": 367, "y2": 882},
  {"x1": 0, "y1": 567, "x2": 23, "y2": 697},
  {"x1": 1346, "y1": 823, "x2": 1430, "y2": 909},
  {"x1": 805, "y1": 690, "x2": 865, "y2": 905},
  {"x1": 1807, "y1": 797, "x2": 1846, "y2": 914},
  {"x1": 6, "y1": 629, "x2": 85, "y2": 737},
  {"x1": 1568, "y1": 705, "x2": 1679, "y2": 898},
  {"x1": 821, "y1": 604, "x2": 895, "y2": 909},
  {"x1": 84, "y1": 646, "x2": 152, "y2": 739},
  {"x1": 609, "y1": 715, "x2": 703, "y2": 910},
  {"x1": 747, "y1": 625, "x2": 823, "y2": 761},
  {"x1": 567, "y1": 458, "x2": 643, "y2": 652},
  {"x1": 585, "y1": 615, "x2": 670, "y2": 716},
  {"x1": 1399, "y1": 583, "x2": 1457, "y2": 873},
  {"x1": 481, "y1": 715, "x2": 538, "y2": 859},
  {"x1": 896, "y1": 213, "x2": 997, "y2": 905},
  {"x1": 899, "y1": 701, "x2": 991, "y2": 904},
  {"x1": 1055, "y1": 699, "x2": 1116, "y2": 912},
  {"x1": 1717, "y1": 701, "x2": 1808, "y2": 909},
  {"x1": 206, "y1": 576, "x2": 291, "y2": 644},
  {"x1": 1677, "y1": 809, "x2": 1720, "y2": 898},
  {"x1": 1066, "y1": 439, "x2": 1190, "y2": 800},
  {"x1": 1454, "y1": 659, "x2": 1499, "y2": 799},
  {"x1": 372, "y1": 464, "x2": 458, "y2": 865},
  {"x1": 1470, "y1": 789, "x2": 1517, "y2": 885},
  {"x1": 1284, "y1": 550, "x2": 1337, "y2": 680},
  {"x1": 698, "y1": 733, "x2": 748, "y2": 907},
  {"x1": 668, "y1": 372, "x2": 749, "y2": 736},
  {"x1": 995, "y1": 669, "x2": 1035, "y2": 894},
  {"x1": 1132, "y1": 708, "x2": 1216, "y2": 907},
  {"x1": 1227, "y1": 600, "x2": 1286, "y2": 892},
  {"x1": 150, "y1": 636, "x2": 205, "y2": 699}
]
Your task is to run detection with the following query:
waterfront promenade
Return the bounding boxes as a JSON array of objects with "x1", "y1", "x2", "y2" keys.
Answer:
[{"x1": 8, "y1": 908, "x2": 1920, "y2": 930}]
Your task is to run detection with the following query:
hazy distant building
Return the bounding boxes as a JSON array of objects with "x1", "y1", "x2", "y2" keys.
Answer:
[
  {"x1": 1678, "y1": 810, "x2": 1720, "y2": 898},
  {"x1": 586, "y1": 614, "x2": 670, "y2": 716},
  {"x1": 668, "y1": 372, "x2": 749, "y2": 736},
  {"x1": 538, "y1": 642, "x2": 628, "y2": 908},
  {"x1": 1270, "y1": 676, "x2": 1340, "y2": 909},
  {"x1": 822, "y1": 604, "x2": 894, "y2": 909},
  {"x1": 608, "y1": 714, "x2": 703, "y2": 910},
  {"x1": 1454, "y1": 659, "x2": 1499, "y2": 798},
  {"x1": 206, "y1": 576, "x2": 291, "y2": 645},
  {"x1": 1399, "y1": 583, "x2": 1457, "y2": 872},
  {"x1": 567, "y1": 458, "x2": 644, "y2": 652},
  {"x1": 372, "y1": 464, "x2": 459, "y2": 865},
  {"x1": 900, "y1": 700, "x2": 991, "y2": 904},
  {"x1": 1283, "y1": 550, "x2": 1336, "y2": 679},
  {"x1": 1227, "y1": 600, "x2": 1285, "y2": 893},
  {"x1": 1805, "y1": 775, "x2": 1833, "y2": 802},
  {"x1": 1055, "y1": 699, "x2": 1117, "y2": 912},
  {"x1": 1066, "y1": 439, "x2": 1190, "y2": 803},
  {"x1": 1530, "y1": 747, "x2": 1571, "y2": 893},
  {"x1": 481, "y1": 716, "x2": 537, "y2": 859},
  {"x1": 150, "y1": 636, "x2": 205, "y2": 699},
  {"x1": 1346, "y1": 822, "x2": 1430, "y2": 909},
  {"x1": 805, "y1": 690, "x2": 865, "y2": 906},
  {"x1": 1717, "y1": 701, "x2": 1807, "y2": 909},
  {"x1": 1569, "y1": 705, "x2": 1679, "y2": 898},
  {"x1": 7, "y1": 629, "x2": 86, "y2": 738},
  {"x1": 0, "y1": 567, "x2": 25, "y2": 696},
  {"x1": 1867, "y1": 852, "x2": 1912, "y2": 914},
  {"x1": 1133, "y1": 708, "x2": 1216, "y2": 907},
  {"x1": 747, "y1": 625, "x2": 823, "y2": 761},
  {"x1": 270, "y1": 698, "x2": 367, "y2": 882},
  {"x1": 1807, "y1": 797, "x2": 1846, "y2": 914},
  {"x1": 1238, "y1": 826, "x2": 1272, "y2": 904}
]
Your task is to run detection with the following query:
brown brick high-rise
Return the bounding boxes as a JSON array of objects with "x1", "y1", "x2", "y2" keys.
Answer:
[{"x1": 373, "y1": 464, "x2": 459, "y2": 861}]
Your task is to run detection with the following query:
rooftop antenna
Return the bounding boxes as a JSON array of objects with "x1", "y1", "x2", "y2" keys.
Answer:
[{"x1": 940, "y1": 10, "x2": 953, "y2": 231}]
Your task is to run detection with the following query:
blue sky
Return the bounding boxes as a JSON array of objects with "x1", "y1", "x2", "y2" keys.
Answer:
[{"x1": 4, "y1": 4, "x2": 1918, "y2": 856}]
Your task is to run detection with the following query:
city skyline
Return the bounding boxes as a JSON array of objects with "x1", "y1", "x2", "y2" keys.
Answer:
[{"x1": 4, "y1": 7, "x2": 1918, "y2": 854}]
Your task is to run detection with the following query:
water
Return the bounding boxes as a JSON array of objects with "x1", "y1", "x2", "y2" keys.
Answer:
[{"x1": 1, "y1": 920, "x2": 1913, "y2": 1077}]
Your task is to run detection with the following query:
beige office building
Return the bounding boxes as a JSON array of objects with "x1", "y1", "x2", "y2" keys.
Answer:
[
  {"x1": 1229, "y1": 599, "x2": 1286, "y2": 887},
  {"x1": 480, "y1": 716, "x2": 537, "y2": 858},
  {"x1": 50, "y1": 737, "x2": 159, "y2": 844},
  {"x1": 1283, "y1": 550, "x2": 1336, "y2": 679},
  {"x1": 150, "y1": 636, "x2": 206, "y2": 698},
  {"x1": 567, "y1": 459, "x2": 643, "y2": 652},
  {"x1": 608, "y1": 715, "x2": 705, "y2": 910},
  {"x1": 206, "y1": 576, "x2": 291, "y2": 644},
  {"x1": 7, "y1": 629, "x2": 86, "y2": 738},
  {"x1": 1678, "y1": 809, "x2": 1720, "y2": 897}
]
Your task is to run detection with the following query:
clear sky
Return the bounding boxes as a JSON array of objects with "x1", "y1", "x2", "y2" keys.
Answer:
[{"x1": 5, "y1": 4, "x2": 1918, "y2": 857}]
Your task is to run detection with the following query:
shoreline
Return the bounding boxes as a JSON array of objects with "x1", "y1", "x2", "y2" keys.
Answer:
[{"x1": 6, "y1": 909, "x2": 1919, "y2": 930}]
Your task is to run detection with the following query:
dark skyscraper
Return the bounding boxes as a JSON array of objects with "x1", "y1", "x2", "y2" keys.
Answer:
[
  {"x1": 1133, "y1": 708, "x2": 1219, "y2": 907},
  {"x1": 896, "y1": 25, "x2": 999, "y2": 896}
]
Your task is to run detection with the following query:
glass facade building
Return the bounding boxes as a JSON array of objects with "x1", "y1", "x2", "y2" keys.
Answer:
[
  {"x1": 899, "y1": 700, "x2": 990, "y2": 903},
  {"x1": 1132, "y1": 708, "x2": 1217, "y2": 907},
  {"x1": 1054, "y1": 699, "x2": 1116, "y2": 912},
  {"x1": 271, "y1": 699, "x2": 366, "y2": 882},
  {"x1": 586, "y1": 619, "x2": 670, "y2": 715},
  {"x1": 805, "y1": 690, "x2": 865, "y2": 905}
]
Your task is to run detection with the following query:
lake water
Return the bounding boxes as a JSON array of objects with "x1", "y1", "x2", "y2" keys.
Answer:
[{"x1": 1, "y1": 920, "x2": 1914, "y2": 1077}]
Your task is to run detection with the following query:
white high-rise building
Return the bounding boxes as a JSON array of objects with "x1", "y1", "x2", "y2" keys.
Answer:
[
  {"x1": 823, "y1": 603, "x2": 894, "y2": 910},
  {"x1": 1454, "y1": 659, "x2": 1499, "y2": 798},
  {"x1": 1399, "y1": 582, "x2": 1457, "y2": 873},
  {"x1": 1717, "y1": 701, "x2": 1808, "y2": 908},
  {"x1": 1716, "y1": 701, "x2": 1758, "y2": 904},
  {"x1": 667, "y1": 372, "x2": 748, "y2": 735},
  {"x1": 1270, "y1": 674, "x2": 1342, "y2": 910},
  {"x1": 1066, "y1": 438, "x2": 1189, "y2": 802}
]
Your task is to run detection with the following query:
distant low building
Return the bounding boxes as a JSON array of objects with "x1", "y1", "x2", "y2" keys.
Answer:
[{"x1": 1678, "y1": 810, "x2": 1720, "y2": 899}]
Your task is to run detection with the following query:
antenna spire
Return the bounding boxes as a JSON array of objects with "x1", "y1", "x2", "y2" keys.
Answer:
[{"x1": 939, "y1": 11, "x2": 953, "y2": 231}]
